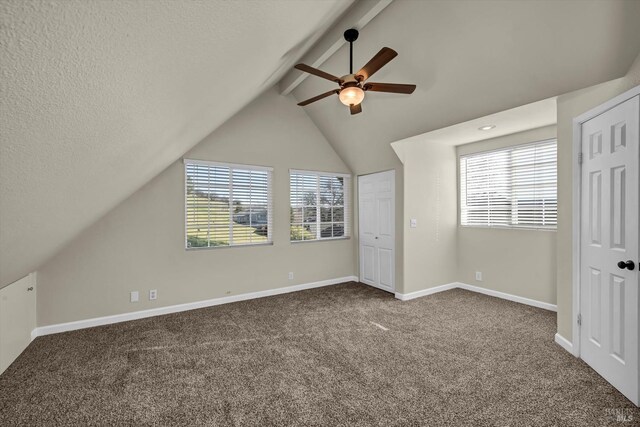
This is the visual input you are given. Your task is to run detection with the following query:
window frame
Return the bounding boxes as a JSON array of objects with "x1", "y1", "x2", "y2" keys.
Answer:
[
  {"x1": 459, "y1": 138, "x2": 558, "y2": 231},
  {"x1": 289, "y1": 169, "x2": 351, "y2": 243},
  {"x1": 184, "y1": 158, "x2": 274, "y2": 250}
]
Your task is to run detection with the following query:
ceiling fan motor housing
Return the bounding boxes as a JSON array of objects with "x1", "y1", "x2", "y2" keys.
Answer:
[{"x1": 340, "y1": 74, "x2": 360, "y2": 88}]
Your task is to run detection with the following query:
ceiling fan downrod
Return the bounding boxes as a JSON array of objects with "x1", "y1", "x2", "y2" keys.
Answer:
[{"x1": 344, "y1": 28, "x2": 359, "y2": 75}]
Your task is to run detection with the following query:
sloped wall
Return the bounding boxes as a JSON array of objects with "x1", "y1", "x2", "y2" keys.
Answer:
[
  {"x1": 37, "y1": 89, "x2": 355, "y2": 326},
  {"x1": 0, "y1": 0, "x2": 353, "y2": 289}
]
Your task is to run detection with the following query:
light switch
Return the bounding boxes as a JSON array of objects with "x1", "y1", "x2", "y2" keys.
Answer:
[{"x1": 410, "y1": 218, "x2": 417, "y2": 228}]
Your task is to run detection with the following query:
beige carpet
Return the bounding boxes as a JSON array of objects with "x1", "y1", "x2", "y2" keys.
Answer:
[{"x1": 1, "y1": 282, "x2": 638, "y2": 426}]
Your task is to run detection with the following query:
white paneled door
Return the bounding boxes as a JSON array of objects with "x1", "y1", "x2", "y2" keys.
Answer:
[
  {"x1": 580, "y1": 95, "x2": 639, "y2": 405},
  {"x1": 359, "y1": 170, "x2": 395, "y2": 293}
]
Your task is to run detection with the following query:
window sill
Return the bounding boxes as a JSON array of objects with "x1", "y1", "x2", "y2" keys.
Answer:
[
  {"x1": 459, "y1": 225, "x2": 556, "y2": 232},
  {"x1": 291, "y1": 237, "x2": 351, "y2": 244},
  {"x1": 186, "y1": 242, "x2": 273, "y2": 251}
]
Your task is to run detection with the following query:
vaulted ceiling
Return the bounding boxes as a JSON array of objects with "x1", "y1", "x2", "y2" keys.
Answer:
[
  {"x1": 291, "y1": 0, "x2": 640, "y2": 173},
  {"x1": 0, "y1": 0, "x2": 353, "y2": 287}
]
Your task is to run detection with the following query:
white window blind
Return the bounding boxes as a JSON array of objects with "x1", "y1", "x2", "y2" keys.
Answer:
[
  {"x1": 290, "y1": 170, "x2": 350, "y2": 241},
  {"x1": 185, "y1": 159, "x2": 273, "y2": 248},
  {"x1": 460, "y1": 139, "x2": 557, "y2": 229}
]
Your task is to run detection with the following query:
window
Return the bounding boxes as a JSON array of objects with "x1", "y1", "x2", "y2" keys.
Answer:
[
  {"x1": 460, "y1": 139, "x2": 557, "y2": 229},
  {"x1": 185, "y1": 159, "x2": 272, "y2": 248},
  {"x1": 290, "y1": 170, "x2": 350, "y2": 241}
]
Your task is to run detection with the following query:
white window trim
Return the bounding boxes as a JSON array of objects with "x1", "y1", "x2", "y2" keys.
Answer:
[
  {"x1": 289, "y1": 168, "x2": 350, "y2": 178},
  {"x1": 458, "y1": 138, "x2": 556, "y2": 159},
  {"x1": 459, "y1": 138, "x2": 558, "y2": 231},
  {"x1": 184, "y1": 159, "x2": 273, "y2": 250},
  {"x1": 458, "y1": 224, "x2": 557, "y2": 232},
  {"x1": 184, "y1": 158, "x2": 273, "y2": 172},
  {"x1": 289, "y1": 169, "x2": 351, "y2": 243}
]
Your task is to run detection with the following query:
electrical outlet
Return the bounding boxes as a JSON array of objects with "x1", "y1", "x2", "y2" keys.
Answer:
[
  {"x1": 149, "y1": 289, "x2": 158, "y2": 300},
  {"x1": 288, "y1": 272, "x2": 294, "y2": 280},
  {"x1": 475, "y1": 271, "x2": 483, "y2": 281},
  {"x1": 130, "y1": 291, "x2": 139, "y2": 303}
]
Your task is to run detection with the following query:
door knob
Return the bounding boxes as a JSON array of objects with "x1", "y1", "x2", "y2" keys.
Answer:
[{"x1": 617, "y1": 260, "x2": 635, "y2": 270}]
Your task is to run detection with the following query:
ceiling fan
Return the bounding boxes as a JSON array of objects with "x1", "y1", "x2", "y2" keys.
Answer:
[{"x1": 295, "y1": 29, "x2": 416, "y2": 115}]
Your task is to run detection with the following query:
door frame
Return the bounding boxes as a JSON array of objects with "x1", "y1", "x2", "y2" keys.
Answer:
[
  {"x1": 357, "y1": 169, "x2": 396, "y2": 293},
  {"x1": 572, "y1": 85, "x2": 640, "y2": 359}
]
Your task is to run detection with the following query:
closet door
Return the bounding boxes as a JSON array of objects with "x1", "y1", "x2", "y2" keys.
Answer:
[{"x1": 359, "y1": 170, "x2": 395, "y2": 292}]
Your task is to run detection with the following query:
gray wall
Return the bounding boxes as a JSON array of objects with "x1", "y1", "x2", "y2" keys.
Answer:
[
  {"x1": 37, "y1": 89, "x2": 355, "y2": 326},
  {"x1": 393, "y1": 125, "x2": 557, "y2": 301},
  {"x1": 456, "y1": 126, "x2": 558, "y2": 304},
  {"x1": 397, "y1": 141, "x2": 458, "y2": 293},
  {"x1": 32, "y1": 53, "x2": 640, "y2": 334}
]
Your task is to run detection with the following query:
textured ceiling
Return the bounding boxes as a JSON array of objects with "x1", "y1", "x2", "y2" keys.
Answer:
[
  {"x1": 0, "y1": 0, "x2": 352, "y2": 287},
  {"x1": 292, "y1": 0, "x2": 640, "y2": 174}
]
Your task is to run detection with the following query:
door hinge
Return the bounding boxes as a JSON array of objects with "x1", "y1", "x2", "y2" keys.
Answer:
[
  {"x1": 577, "y1": 313, "x2": 582, "y2": 326},
  {"x1": 578, "y1": 152, "x2": 583, "y2": 165}
]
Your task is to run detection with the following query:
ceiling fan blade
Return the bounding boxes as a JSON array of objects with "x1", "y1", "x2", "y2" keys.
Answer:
[
  {"x1": 294, "y1": 64, "x2": 342, "y2": 83},
  {"x1": 297, "y1": 89, "x2": 339, "y2": 106},
  {"x1": 350, "y1": 103, "x2": 362, "y2": 115},
  {"x1": 355, "y1": 47, "x2": 398, "y2": 81},
  {"x1": 363, "y1": 82, "x2": 416, "y2": 94}
]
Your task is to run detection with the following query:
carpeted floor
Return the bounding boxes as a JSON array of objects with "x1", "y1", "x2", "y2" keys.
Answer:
[{"x1": 0, "y1": 282, "x2": 638, "y2": 426}]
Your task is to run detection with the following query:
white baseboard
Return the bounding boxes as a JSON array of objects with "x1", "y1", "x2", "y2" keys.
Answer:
[
  {"x1": 395, "y1": 282, "x2": 461, "y2": 301},
  {"x1": 395, "y1": 282, "x2": 557, "y2": 312},
  {"x1": 458, "y1": 283, "x2": 557, "y2": 312},
  {"x1": 33, "y1": 276, "x2": 358, "y2": 338},
  {"x1": 554, "y1": 333, "x2": 575, "y2": 355}
]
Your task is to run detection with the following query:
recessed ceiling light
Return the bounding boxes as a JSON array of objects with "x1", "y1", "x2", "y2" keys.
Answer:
[{"x1": 478, "y1": 125, "x2": 496, "y2": 131}]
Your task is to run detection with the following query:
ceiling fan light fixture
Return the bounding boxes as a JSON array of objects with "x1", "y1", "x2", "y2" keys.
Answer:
[{"x1": 339, "y1": 86, "x2": 365, "y2": 106}]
